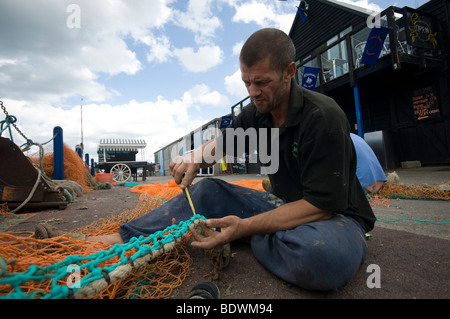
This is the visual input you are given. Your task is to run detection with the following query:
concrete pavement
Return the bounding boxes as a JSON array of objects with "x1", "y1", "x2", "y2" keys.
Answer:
[{"x1": 1, "y1": 165, "x2": 448, "y2": 299}]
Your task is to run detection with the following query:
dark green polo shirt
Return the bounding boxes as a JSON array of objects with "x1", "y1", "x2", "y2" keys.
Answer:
[{"x1": 223, "y1": 79, "x2": 375, "y2": 232}]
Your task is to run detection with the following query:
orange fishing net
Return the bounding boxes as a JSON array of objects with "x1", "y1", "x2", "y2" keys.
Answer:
[
  {"x1": 29, "y1": 143, "x2": 94, "y2": 194},
  {"x1": 0, "y1": 232, "x2": 192, "y2": 299},
  {"x1": 130, "y1": 179, "x2": 183, "y2": 201},
  {"x1": 230, "y1": 179, "x2": 265, "y2": 191},
  {"x1": 0, "y1": 203, "x2": 14, "y2": 218},
  {"x1": 127, "y1": 179, "x2": 265, "y2": 201},
  {"x1": 0, "y1": 191, "x2": 192, "y2": 299},
  {"x1": 0, "y1": 179, "x2": 266, "y2": 299},
  {"x1": 377, "y1": 181, "x2": 450, "y2": 201}
]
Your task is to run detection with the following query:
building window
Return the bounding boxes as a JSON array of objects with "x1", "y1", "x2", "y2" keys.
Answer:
[
  {"x1": 321, "y1": 41, "x2": 349, "y2": 82},
  {"x1": 321, "y1": 25, "x2": 353, "y2": 81},
  {"x1": 298, "y1": 25, "x2": 353, "y2": 83},
  {"x1": 340, "y1": 25, "x2": 352, "y2": 38}
]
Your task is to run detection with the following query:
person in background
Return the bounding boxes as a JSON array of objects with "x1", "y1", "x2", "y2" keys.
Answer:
[{"x1": 350, "y1": 133, "x2": 387, "y2": 193}]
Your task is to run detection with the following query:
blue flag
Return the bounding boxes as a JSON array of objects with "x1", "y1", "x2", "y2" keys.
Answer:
[
  {"x1": 220, "y1": 115, "x2": 232, "y2": 128},
  {"x1": 361, "y1": 26, "x2": 391, "y2": 66},
  {"x1": 297, "y1": 6, "x2": 308, "y2": 22},
  {"x1": 301, "y1": 66, "x2": 319, "y2": 91}
]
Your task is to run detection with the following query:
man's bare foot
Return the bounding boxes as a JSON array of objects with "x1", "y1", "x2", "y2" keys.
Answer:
[
  {"x1": 86, "y1": 233, "x2": 125, "y2": 245},
  {"x1": 33, "y1": 224, "x2": 86, "y2": 240}
]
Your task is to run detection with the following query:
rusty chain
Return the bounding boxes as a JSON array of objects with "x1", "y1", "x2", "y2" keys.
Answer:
[{"x1": 1, "y1": 100, "x2": 33, "y2": 145}]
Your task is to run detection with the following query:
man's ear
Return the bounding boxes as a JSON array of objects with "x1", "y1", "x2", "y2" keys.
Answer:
[{"x1": 284, "y1": 61, "x2": 297, "y2": 81}]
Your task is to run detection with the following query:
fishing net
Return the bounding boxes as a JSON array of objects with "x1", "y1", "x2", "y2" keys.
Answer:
[
  {"x1": 0, "y1": 214, "x2": 205, "y2": 299},
  {"x1": 367, "y1": 180, "x2": 450, "y2": 210},
  {"x1": 0, "y1": 179, "x2": 206, "y2": 299},
  {"x1": 0, "y1": 175, "x2": 266, "y2": 299},
  {"x1": 0, "y1": 143, "x2": 204, "y2": 299},
  {"x1": 127, "y1": 179, "x2": 265, "y2": 200},
  {"x1": 129, "y1": 180, "x2": 183, "y2": 201},
  {"x1": 377, "y1": 181, "x2": 450, "y2": 201},
  {"x1": 1, "y1": 153, "x2": 448, "y2": 300},
  {"x1": 28, "y1": 143, "x2": 95, "y2": 194}
]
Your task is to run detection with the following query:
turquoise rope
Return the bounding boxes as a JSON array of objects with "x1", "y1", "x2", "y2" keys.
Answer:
[
  {"x1": 376, "y1": 217, "x2": 450, "y2": 225},
  {"x1": 367, "y1": 194, "x2": 450, "y2": 225},
  {"x1": 0, "y1": 214, "x2": 206, "y2": 299}
]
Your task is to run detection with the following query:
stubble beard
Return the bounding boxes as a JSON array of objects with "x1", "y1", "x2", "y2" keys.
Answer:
[{"x1": 253, "y1": 80, "x2": 287, "y2": 115}]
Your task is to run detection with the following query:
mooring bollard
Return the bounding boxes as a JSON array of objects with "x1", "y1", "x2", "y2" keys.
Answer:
[{"x1": 53, "y1": 126, "x2": 64, "y2": 180}]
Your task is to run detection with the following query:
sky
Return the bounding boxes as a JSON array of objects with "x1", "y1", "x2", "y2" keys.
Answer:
[{"x1": 0, "y1": 0, "x2": 430, "y2": 165}]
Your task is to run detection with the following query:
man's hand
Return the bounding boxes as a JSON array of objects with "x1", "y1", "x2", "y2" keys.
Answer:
[
  {"x1": 191, "y1": 216, "x2": 243, "y2": 250},
  {"x1": 191, "y1": 199, "x2": 332, "y2": 251},
  {"x1": 170, "y1": 139, "x2": 220, "y2": 189},
  {"x1": 169, "y1": 155, "x2": 200, "y2": 189}
]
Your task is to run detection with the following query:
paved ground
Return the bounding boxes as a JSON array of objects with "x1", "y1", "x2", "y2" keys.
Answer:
[{"x1": 1, "y1": 165, "x2": 449, "y2": 301}]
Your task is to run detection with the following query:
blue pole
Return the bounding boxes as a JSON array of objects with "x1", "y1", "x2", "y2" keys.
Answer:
[
  {"x1": 53, "y1": 126, "x2": 64, "y2": 180},
  {"x1": 353, "y1": 81, "x2": 364, "y2": 138},
  {"x1": 90, "y1": 158, "x2": 95, "y2": 175},
  {"x1": 75, "y1": 144, "x2": 82, "y2": 158}
]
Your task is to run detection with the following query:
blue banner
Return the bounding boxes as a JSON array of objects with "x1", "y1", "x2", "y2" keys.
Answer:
[
  {"x1": 361, "y1": 26, "x2": 391, "y2": 66},
  {"x1": 220, "y1": 115, "x2": 232, "y2": 128},
  {"x1": 301, "y1": 66, "x2": 319, "y2": 91},
  {"x1": 297, "y1": 6, "x2": 308, "y2": 22}
]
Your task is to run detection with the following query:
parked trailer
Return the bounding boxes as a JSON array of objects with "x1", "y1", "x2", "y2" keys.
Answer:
[{"x1": 97, "y1": 139, "x2": 154, "y2": 182}]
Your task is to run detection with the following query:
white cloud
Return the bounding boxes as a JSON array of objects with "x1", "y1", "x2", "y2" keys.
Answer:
[
  {"x1": 146, "y1": 0, "x2": 224, "y2": 71},
  {"x1": 79, "y1": 39, "x2": 142, "y2": 76},
  {"x1": 146, "y1": 35, "x2": 173, "y2": 63},
  {"x1": 172, "y1": 0, "x2": 222, "y2": 44},
  {"x1": 336, "y1": 0, "x2": 382, "y2": 13},
  {"x1": 0, "y1": 0, "x2": 310, "y2": 168},
  {"x1": 224, "y1": 69, "x2": 248, "y2": 99},
  {"x1": 232, "y1": 41, "x2": 244, "y2": 56},
  {"x1": 2, "y1": 92, "x2": 200, "y2": 162},
  {"x1": 173, "y1": 45, "x2": 224, "y2": 72},
  {"x1": 230, "y1": 0, "x2": 296, "y2": 33},
  {"x1": 0, "y1": 0, "x2": 172, "y2": 104},
  {"x1": 232, "y1": 2, "x2": 276, "y2": 27},
  {"x1": 0, "y1": 55, "x2": 113, "y2": 103},
  {"x1": 184, "y1": 84, "x2": 230, "y2": 107}
]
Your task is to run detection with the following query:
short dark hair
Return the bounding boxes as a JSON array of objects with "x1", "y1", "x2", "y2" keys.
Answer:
[{"x1": 240, "y1": 28, "x2": 296, "y2": 73}]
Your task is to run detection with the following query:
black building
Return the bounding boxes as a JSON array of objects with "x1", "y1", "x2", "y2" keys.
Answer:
[{"x1": 288, "y1": 0, "x2": 450, "y2": 168}]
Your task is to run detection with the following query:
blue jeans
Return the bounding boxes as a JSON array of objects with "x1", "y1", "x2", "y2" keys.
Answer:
[{"x1": 119, "y1": 178, "x2": 368, "y2": 291}]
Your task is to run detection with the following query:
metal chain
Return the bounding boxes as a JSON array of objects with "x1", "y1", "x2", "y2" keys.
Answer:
[{"x1": 1, "y1": 100, "x2": 31, "y2": 143}]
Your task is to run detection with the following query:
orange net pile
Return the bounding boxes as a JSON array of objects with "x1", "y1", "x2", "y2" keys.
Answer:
[
  {"x1": 128, "y1": 179, "x2": 265, "y2": 199},
  {"x1": 0, "y1": 203, "x2": 16, "y2": 218},
  {"x1": 229, "y1": 179, "x2": 265, "y2": 191},
  {"x1": 130, "y1": 180, "x2": 183, "y2": 201},
  {"x1": 377, "y1": 181, "x2": 450, "y2": 201},
  {"x1": 29, "y1": 143, "x2": 94, "y2": 194}
]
